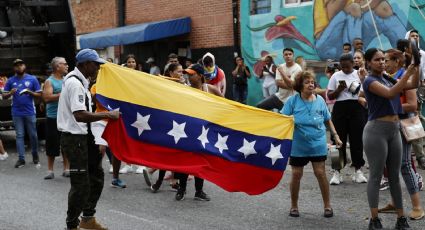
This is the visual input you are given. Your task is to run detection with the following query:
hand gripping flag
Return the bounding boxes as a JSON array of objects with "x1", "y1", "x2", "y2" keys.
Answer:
[{"x1": 97, "y1": 63, "x2": 294, "y2": 195}]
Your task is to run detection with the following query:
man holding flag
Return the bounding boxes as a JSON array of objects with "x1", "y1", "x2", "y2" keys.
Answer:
[{"x1": 58, "y1": 49, "x2": 119, "y2": 230}]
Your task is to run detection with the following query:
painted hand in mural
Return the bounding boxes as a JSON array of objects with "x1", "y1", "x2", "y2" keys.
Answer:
[{"x1": 314, "y1": 0, "x2": 407, "y2": 60}]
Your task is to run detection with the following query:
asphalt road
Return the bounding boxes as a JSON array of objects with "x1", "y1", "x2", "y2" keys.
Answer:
[{"x1": 0, "y1": 130, "x2": 424, "y2": 230}]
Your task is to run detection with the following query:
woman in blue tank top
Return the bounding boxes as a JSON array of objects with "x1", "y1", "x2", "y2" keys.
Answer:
[{"x1": 362, "y1": 48, "x2": 418, "y2": 230}]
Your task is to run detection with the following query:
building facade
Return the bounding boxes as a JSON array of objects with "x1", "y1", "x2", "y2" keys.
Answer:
[{"x1": 71, "y1": 0, "x2": 239, "y2": 98}]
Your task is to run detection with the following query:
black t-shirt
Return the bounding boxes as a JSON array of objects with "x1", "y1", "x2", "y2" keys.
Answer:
[{"x1": 234, "y1": 66, "x2": 250, "y2": 86}]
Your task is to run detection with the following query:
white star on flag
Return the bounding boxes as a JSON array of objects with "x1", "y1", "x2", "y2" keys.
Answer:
[
  {"x1": 197, "y1": 126, "x2": 209, "y2": 148},
  {"x1": 167, "y1": 121, "x2": 188, "y2": 144},
  {"x1": 238, "y1": 139, "x2": 257, "y2": 159},
  {"x1": 214, "y1": 134, "x2": 229, "y2": 154},
  {"x1": 107, "y1": 105, "x2": 120, "y2": 112},
  {"x1": 131, "y1": 113, "x2": 151, "y2": 136},
  {"x1": 265, "y1": 144, "x2": 283, "y2": 165}
]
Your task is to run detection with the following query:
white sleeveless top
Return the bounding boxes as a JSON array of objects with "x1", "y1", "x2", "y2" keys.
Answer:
[{"x1": 262, "y1": 64, "x2": 276, "y2": 88}]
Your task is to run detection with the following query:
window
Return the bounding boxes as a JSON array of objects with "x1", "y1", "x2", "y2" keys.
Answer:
[
  {"x1": 283, "y1": 0, "x2": 313, "y2": 7},
  {"x1": 250, "y1": 0, "x2": 271, "y2": 15}
]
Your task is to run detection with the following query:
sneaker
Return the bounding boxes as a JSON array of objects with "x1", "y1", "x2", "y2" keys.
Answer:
[
  {"x1": 142, "y1": 167, "x2": 152, "y2": 186},
  {"x1": 135, "y1": 166, "x2": 144, "y2": 174},
  {"x1": 15, "y1": 159, "x2": 25, "y2": 168},
  {"x1": 108, "y1": 165, "x2": 113, "y2": 174},
  {"x1": 119, "y1": 164, "x2": 133, "y2": 174},
  {"x1": 395, "y1": 216, "x2": 410, "y2": 229},
  {"x1": 79, "y1": 217, "x2": 108, "y2": 230},
  {"x1": 409, "y1": 208, "x2": 425, "y2": 220},
  {"x1": 62, "y1": 170, "x2": 70, "y2": 178},
  {"x1": 111, "y1": 178, "x2": 127, "y2": 189},
  {"x1": 330, "y1": 171, "x2": 341, "y2": 185},
  {"x1": 194, "y1": 191, "x2": 210, "y2": 201},
  {"x1": 150, "y1": 182, "x2": 161, "y2": 193},
  {"x1": 379, "y1": 177, "x2": 389, "y2": 191},
  {"x1": 368, "y1": 217, "x2": 383, "y2": 230},
  {"x1": 353, "y1": 169, "x2": 368, "y2": 183},
  {"x1": 175, "y1": 189, "x2": 186, "y2": 201},
  {"x1": 44, "y1": 172, "x2": 54, "y2": 180},
  {"x1": 32, "y1": 155, "x2": 39, "y2": 164},
  {"x1": 416, "y1": 173, "x2": 423, "y2": 191},
  {"x1": 0, "y1": 152, "x2": 8, "y2": 161}
]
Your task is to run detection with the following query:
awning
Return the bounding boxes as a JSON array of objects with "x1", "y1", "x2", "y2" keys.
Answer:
[{"x1": 79, "y1": 17, "x2": 191, "y2": 49}]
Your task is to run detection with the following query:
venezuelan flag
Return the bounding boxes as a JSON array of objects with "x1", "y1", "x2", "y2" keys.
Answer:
[{"x1": 97, "y1": 63, "x2": 294, "y2": 195}]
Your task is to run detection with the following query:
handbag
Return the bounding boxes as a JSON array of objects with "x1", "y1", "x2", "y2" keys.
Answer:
[{"x1": 400, "y1": 115, "x2": 425, "y2": 142}]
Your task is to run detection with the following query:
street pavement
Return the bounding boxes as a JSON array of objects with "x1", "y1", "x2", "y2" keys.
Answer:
[{"x1": 0, "y1": 130, "x2": 425, "y2": 230}]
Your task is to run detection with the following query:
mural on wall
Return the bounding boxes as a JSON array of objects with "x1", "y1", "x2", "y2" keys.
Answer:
[{"x1": 241, "y1": 0, "x2": 425, "y2": 105}]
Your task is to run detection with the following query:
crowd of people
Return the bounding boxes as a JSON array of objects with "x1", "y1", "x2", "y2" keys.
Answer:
[{"x1": 1, "y1": 29, "x2": 425, "y2": 229}]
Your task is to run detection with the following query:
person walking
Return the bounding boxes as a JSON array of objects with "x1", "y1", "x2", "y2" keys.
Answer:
[
  {"x1": 2, "y1": 59, "x2": 41, "y2": 168},
  {"x1": 58, "y1": 49, "x2": 119, "y2": 230},
  {"x1": 281, "y1": 71, "x2": 342, "y2": 218},
  {"x1": 362, "y1": 48, "x2": 418, "y2": 230},
  {"x1": 42, "y1": 57, "x2": 70, "y2": 179}
]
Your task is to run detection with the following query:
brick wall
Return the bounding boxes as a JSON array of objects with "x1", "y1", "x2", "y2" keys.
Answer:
[
  {"x1": 125, "y1": 0, "x2": 235, "y2": 49},
  {"x1": 71, "y1": 0, "x2": 118, "y2": 34}
]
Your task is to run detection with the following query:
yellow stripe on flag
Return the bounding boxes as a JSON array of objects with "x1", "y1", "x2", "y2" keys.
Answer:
[{"x1": 97, "y1": 63, "x2": 294, "y2": 140}]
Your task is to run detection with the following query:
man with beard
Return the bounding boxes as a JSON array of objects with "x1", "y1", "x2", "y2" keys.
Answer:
[{"x1": 2, "y1": 59, "x2": 41, "y2": 168}]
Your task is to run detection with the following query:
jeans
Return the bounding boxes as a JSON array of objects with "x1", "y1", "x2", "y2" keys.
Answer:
[
  {"x1": 13, "y1": 115, "x2": 38, "y2": 160},
  {"x1": 233, "y1": 84, "x2": 247, "y2": 103}
]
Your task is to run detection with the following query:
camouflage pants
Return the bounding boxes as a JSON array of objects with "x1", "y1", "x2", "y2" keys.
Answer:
[{"x1": 61, "y1": 132, "x2": 104, "y2": 228}]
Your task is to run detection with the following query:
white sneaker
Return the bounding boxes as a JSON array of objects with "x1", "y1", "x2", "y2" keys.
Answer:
[
  {"x1": 119, "y1": 164, "x2": 133, "y2": 174},
  {"x1": 135, "y1": 166, "x2": 145, "y2": 174},
  {"x1": 353, "y1": 169, "x2": 368, "y2": 183},
  {"x1": 109, "y1": 165, "x2": 113, "y2": 174},
  {"x1": 0, "y1": 152, "x2": 8, "y2": 161},
  {"x1": 330, "y1": 171, "x2": 341, "y2": 185}
]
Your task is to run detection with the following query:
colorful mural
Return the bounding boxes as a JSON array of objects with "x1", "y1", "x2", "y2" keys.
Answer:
[{"x1": 241, "y1": 0, "x2": 425, "y2": 105}]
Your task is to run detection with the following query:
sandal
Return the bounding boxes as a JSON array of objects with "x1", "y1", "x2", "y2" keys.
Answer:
[
  {"x1": 378, "y1": 203, "x2": 397, "y2": 213},
  {"x1": 289, "y1": 208, "x2": 300, "y2": 217},
  {"x1": 324, "y1": 208, "x2": 333, "y2": 218}
]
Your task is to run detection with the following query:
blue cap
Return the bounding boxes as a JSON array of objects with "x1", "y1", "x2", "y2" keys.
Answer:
[{"x1": 75, "y1": 49, "x2": 106, "y2": 64}]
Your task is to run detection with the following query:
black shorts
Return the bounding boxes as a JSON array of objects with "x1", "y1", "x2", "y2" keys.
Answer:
[
  {"x1": 289, "y1": 156, "x2": 327, "y2": 167},
  {"x1": 46, "y1": 117, "x2": 61, "y2": 157}
]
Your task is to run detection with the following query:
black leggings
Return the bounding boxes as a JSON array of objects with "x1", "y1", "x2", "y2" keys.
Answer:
[
  {"x1": 332, "y1": 100, "x2": 365, "y2": 170},
  {"x1": 174, "y1": 173, "x2": 204, "y2": 192}
]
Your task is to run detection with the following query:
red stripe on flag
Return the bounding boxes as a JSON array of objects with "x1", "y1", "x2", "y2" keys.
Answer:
[{"x1": 103, "y1": 118, "x2": 284, "y2": 195}]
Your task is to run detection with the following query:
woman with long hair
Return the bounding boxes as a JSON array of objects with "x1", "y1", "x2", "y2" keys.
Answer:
[
  {"x1": 362, "y1": 48, "x2": 418, "y2": 229},
  {"x1": 377, "y1": 49, "x2": 424, "y2": 220},
  {"x1": 327, "y1": 53, "x2": 367, "y2": 185}
]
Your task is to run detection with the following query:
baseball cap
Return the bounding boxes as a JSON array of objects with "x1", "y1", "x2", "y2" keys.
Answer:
[
  {"x1": 13, "y1": 59, "x2": 24, "y2": 66},
  {"x1": 146, "y1": 57, "x2": 155, "y2": 63},
  {"x1": 75, "y1": 49, "x2": 106, "y2": 64},
  {"x1": 183, "y1": 64, "x2": 206, "y2": 76}
]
